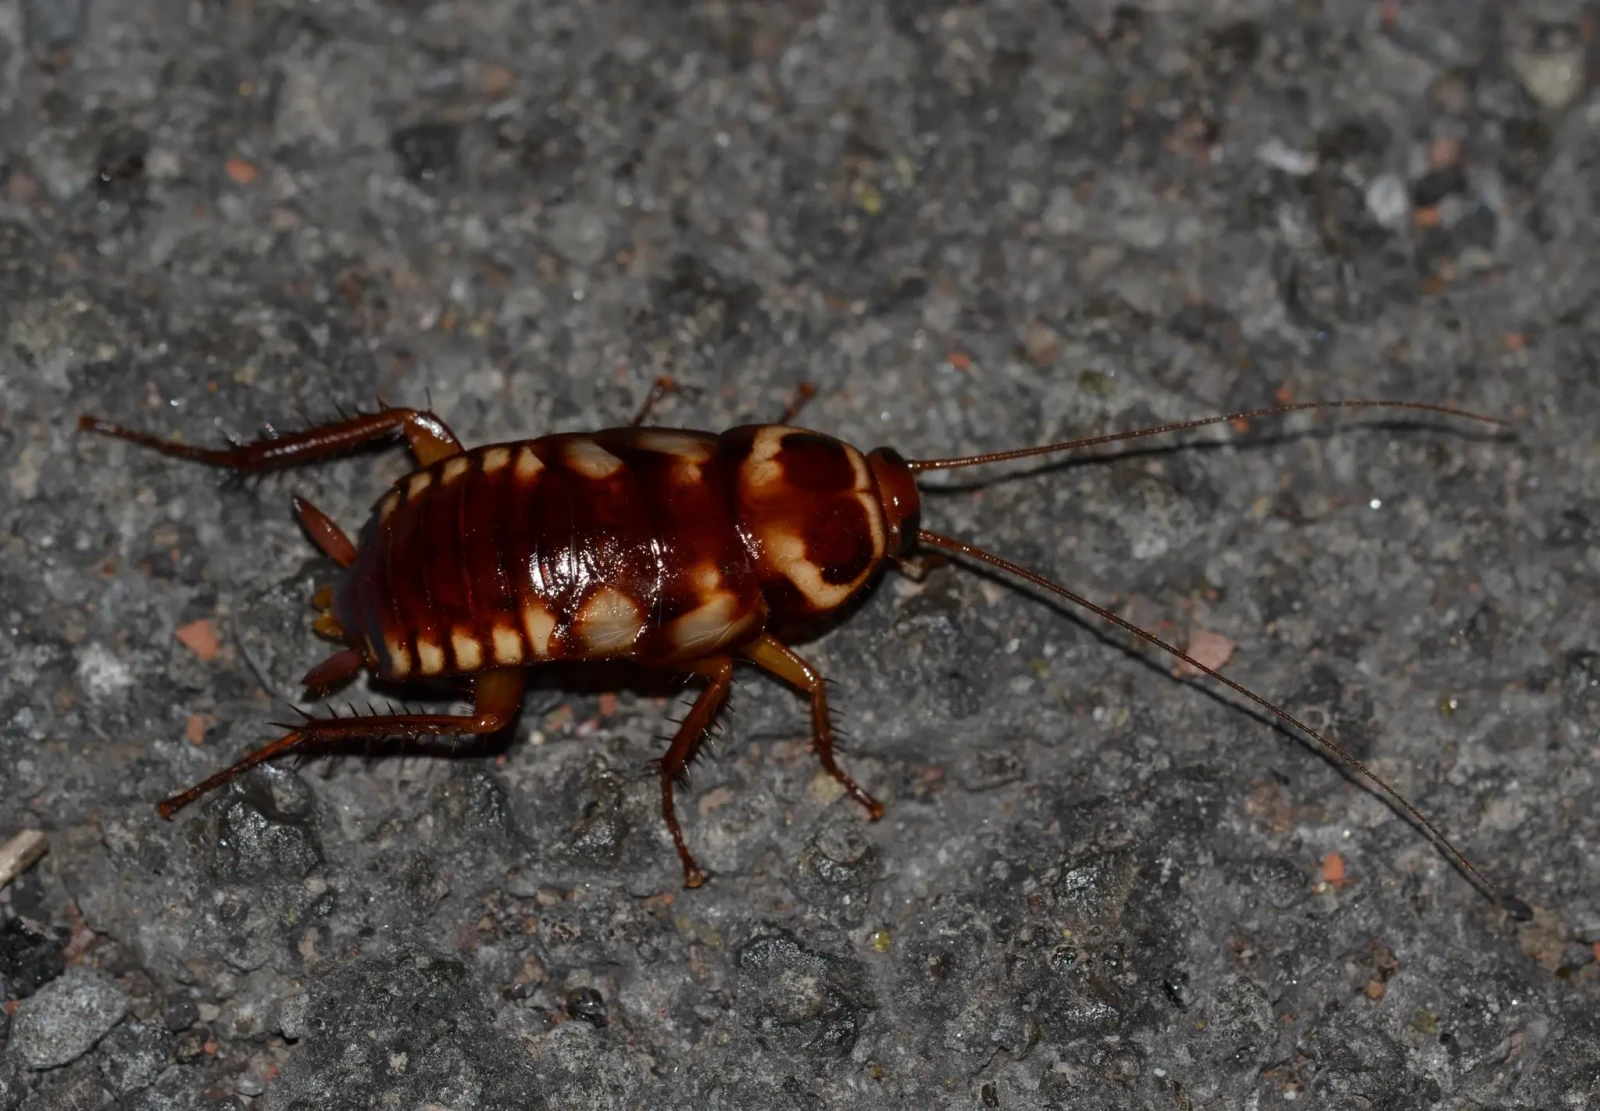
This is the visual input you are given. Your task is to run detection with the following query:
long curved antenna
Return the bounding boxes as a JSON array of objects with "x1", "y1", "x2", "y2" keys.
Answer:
[
  {"x1": 915, "y1": 528, "x2": 1531, "y2": 921},
  {"x1": 906, "y1": 400, "x2": 1510, "y2": 473}
]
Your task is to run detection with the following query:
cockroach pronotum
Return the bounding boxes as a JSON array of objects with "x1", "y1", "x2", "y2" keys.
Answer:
[{"x1": 77, "y1": 384, "x2": 1531, "y2": 919}]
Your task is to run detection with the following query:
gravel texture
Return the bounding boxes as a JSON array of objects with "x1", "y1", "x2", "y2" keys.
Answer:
[{"x1": 2, "y1": 0, "x2": 1598, "y2": 1107}]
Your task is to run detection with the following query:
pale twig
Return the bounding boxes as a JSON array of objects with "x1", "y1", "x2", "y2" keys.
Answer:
[{"x1": 0, "y1": 830, "x2": 49, "y2": 891}]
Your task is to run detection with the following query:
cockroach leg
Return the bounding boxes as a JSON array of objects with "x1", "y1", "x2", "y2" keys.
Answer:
[
  {"x1": 658, "y1": 656, "x2": 735, "y2": 887},
  {"x1": 299, "y1": 647, "x2": 363, "y2": 692},
  {"x1": 311, "y1": 612, "x2": 344, "y2": 640},
  {"x1": 156, "y1": 667, "x2": 527, "y2": 818},
  {"x1": 774, "y1": 382, "x2": 817, "y2": 425},
  {"x1": 890, "y1": 551, "x2": 950, "y2": 583},
  {"x1": 292, "y1": 495, "x2": 356, "y2": 567},
  {"x1": 77, "y1": 405, "x2": 463, "y2": 473},
  {"x1": 390, "y1": 408, "x2": 462, "y2": 464},
  {"x1": 629, "y1": 376, "x2": 681, "y2": 427},
  {"x1": 741, "y1": 634, "x2": 884, "y2": 820}
]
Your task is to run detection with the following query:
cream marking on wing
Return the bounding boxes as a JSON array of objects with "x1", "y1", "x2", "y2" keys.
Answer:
[
  {"x1": 491, "y1": 623, "x2": 524, "y2": 664},
  {"x1": 767, "y1": 529, "x2": 856, "y2": 609},
  {"x1": 693, "y1": 562, "x2": 722, "y2": 594},
  {"x1": 416, "y1": 637, "x2": 446, "y2": 675},
  {"x1": 842, "y1": 441, "x2": 872, "y2": 492},
  {"x1": 840, "y1": 443, "x2": 889, "y2": 563},
  {"x1": 406, "y1": 471, "x2": 434, "y2": 500},
  {"x1": 378, "y1": 491, "x2": 401, "y2": 524},
  {"x1": 576, "y1": 587, "x2": 644, "y2": 655},
  {"x1": 452, "y1": 630, "x2": 483, "y2": 670},
  {"x1": 441, "y1": 457, "x2": 471, "y2": 485},
  {"x1": 742, "y1": 425, "x2": 789, "y2": 493},
  {"x1": 855, "y1": 490, "x2": 887, "y2": 564},
  {"x1": 514, "y1": 446, "x2": 545, "y2": 483},
  {"x1": 522, "y1": 603, "x2": 557, "y2": 656},
  {"x1": 480, "y1": 447, "x2": 511, "y2": 474},
  {"x1": 634, "y1": 429, "x2": 715, "y2": 463},
  {"x1": 383, "y1": 636, "x2": 410, "y2": 678},
  {"x1": 668, "y1": 590, "x2": 743, "y2": 655},
  {"x1": 562, "y1": 438, "x2": 624, "y2": 480},
  {"x1": 669, "y1": 454, "x2": 706, "y2": 485}
]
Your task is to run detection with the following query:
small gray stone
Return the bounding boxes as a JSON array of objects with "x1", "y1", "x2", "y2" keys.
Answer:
[
  {"x1": 544, "y1": 203, "x2": 611, "y2": 267},
  {"x1": 34, "y1": 1071, "x2": 112, "y2": 1109},
  {"x1": 524, "y1": 1021, "x2": 643, "y2": 1109},
  {"x1": 1042, "y1": 186, "x2": 1086, "y2": 236},
  {"x1": 789, "y1": 825, "x2": 882, "y2": 926},
  {"x1": 1364, "y1": 173, "x2": 1409, "y2": 230},
  {"x1": 0, "y1": 918, "x2": 65, "y2": 999},
  {"x1": 277, "y1": 992, "x2": 310, "y2": 1041},
  {"x1": 1570, "y1": 907, "x2": 1600, "y2": 944},
  {"x1": 1510, "y1": 43, "x2": 1586, "y2": 111},
  {"x1": 7, "y1": 967, "x2": 131, "y2": 1070},
  {"x1": 25, "y1": 0, "x2": 88, "y2": 48},
  {"x1": 0, "y1": 1056, "x2": 26, "y2": 1111},
  {"x1": 735, "y1": 931, "x2": 871, "y2": 1058},
  {"x1": 96, "y1": 1021, "x2": 171, "y2": 1096},
  {"x1": 124, "y1": 1066, "x2": 203, "y2": 1111}
]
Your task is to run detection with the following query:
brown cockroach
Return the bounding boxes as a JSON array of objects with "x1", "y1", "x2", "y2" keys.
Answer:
[{"x1": 77, "y1": 386, "x2": 1530, "y2": 918}]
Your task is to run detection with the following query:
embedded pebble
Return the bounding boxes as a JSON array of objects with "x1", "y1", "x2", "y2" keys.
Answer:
[
  {"x1": 0, "y1": 918, "x2": 64, "y2": 998},
  {"x1": 0, "y1": 1057, "x2": 23, "y2": 1111},
  {"x1": 1511, "y1": 43, "x2": 1586, "y2": 111},
  {"x1": 544, "y1": 202, "x2": 611, "y2": 267},
  {"x1": 25, "y1": 0, "x2": 88, "y2": 48},
  {"x1": 97, "y1": 1022, "x2": 172, "y2": 1096},
  {"x1": 1255, "y1": 137, "x2": 1318, "y2": 177},
  {"x1": 1365, "y1": 173, "x2": 1410, "y2": 230},
  {"x1": 8, "y1": 967, "x2": 131, "y2": 1069}
]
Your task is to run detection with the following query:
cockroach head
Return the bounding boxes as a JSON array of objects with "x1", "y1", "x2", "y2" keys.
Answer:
[{"x1": 865, "y1": 447, "x2": 921, "y2": 555}]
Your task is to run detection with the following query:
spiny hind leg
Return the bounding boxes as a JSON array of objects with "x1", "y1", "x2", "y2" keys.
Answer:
[
  {"x1": 156, "y1": 667, "x2": 526, "y2": 817},
  {"x1": 78, "y1": 403, "x2": 464, "y2": 473},
  {"x1": 740, "y1": 634, "x2": 883, "y2": 819},
  {"x1": 657, "y1": 657, "x2": 735, "y2": 887}
]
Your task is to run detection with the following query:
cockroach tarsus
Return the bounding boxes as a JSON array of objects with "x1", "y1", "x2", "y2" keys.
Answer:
[{"x1": 77, "y1": 387, "x2": 1531, "y2": 920}]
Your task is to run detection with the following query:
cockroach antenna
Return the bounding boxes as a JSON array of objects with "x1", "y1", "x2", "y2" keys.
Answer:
[
  {"x1": 903, "y1": 400, "x2": 1512, "y2": 473},
  {"x1": 904, "y1": 399, "x2": 1529, "y2": 920}
]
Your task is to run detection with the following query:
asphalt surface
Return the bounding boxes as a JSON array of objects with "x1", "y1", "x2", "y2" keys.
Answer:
[{"x1": 2, "y1": 0, "x2": 1598, "y2": 1108}]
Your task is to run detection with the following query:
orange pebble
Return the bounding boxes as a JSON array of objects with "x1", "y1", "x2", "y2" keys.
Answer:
[
  {"x1": 175, "y1": 618, "x2": 221, "y2": 661},
  {"x1": 1321, "y1": 852, "x2": 1347, "y2": 886},
  {"x1": 224, "y1": 157, "x2": 258, "y2": 186}
]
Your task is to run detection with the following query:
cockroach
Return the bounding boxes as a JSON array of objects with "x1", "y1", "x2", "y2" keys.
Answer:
[{"x1": 77, "y1": 385, "x2": 1530, "y2": 918}]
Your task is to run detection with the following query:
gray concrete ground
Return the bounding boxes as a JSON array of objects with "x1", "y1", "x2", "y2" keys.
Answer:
[{"x1": 2, "y1": 0, "x2": 1598, "y2": 1107}]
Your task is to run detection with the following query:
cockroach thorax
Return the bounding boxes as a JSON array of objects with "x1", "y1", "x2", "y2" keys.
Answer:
[{"x1": 866, "y1": 447, "x2": 921, "y2": 555}]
